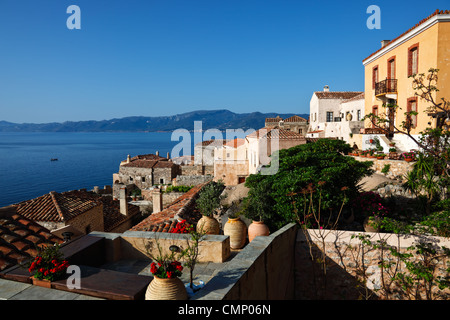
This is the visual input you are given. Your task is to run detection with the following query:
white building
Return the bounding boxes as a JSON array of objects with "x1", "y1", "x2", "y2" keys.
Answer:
[{"x1": 307, "y1": 86, "x2": 364, "y2": 145}]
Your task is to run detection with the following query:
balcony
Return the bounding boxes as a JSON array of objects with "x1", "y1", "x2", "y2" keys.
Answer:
[{"x1": 375, "y1": 79, "x2": 397, "y2": 98}]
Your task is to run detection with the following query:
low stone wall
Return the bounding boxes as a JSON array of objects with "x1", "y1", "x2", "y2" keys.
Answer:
[
  {"x1": 296, "y1": 229, "x2": 450, "y2": 300},
  {"x1": 174, "y1": 175, "x2": 213, "y2": 186},
  {"x1": 194, "y1": 223, "x2": 297, "y2": 300},
  {"x1": 89, "y1": 231, "x2": 231, "y2": 264},
  {"x1": 352, "y1": 155, "x2": 414, "y2": 180}
]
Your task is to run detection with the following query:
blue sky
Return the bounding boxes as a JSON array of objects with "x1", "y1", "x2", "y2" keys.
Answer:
[{"x1": 0, "y1": 0, "x2": 448, "y2": 123}]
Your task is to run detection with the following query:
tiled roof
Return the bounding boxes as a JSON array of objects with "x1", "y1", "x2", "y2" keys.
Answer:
[
  {"x1": 196, "y1": 139, "x2": 228, "y2": 147},
  {"x1": 131, "y1": 154, "x2": 168, "y2": 161},
  {"x1": 0, "y1": 206, "x2": 63, "y2": 272},
  {"x1": 129, "y1": 183, "x2": 206, "y2": 232},
  {"x1": 14, "y1": 190, "x2": 139, "y2": 232},
  {"x1": 14, "y1": 191, "x2": 100, "y2": 222},
  {"x1": 342, "y1": 92, "x2": 365, "y2": 103},
  {"x1": 121, "y1": 159, "x2": 177, "y2": 169},
  {"x1": 247, "y1": 127, "x2": 305, "y2": 140},
  {"x1": 265, "y1": 116, "x2": 282, "y2": 122},
  {"x1": 363, "y1": 9, "x2": 450, "y2": 63},
  {"x1": 225, "y1": 138, "x2": 245, "y2": 148},
  {"x1": 314, "y1": 91, "x2": 363, "y2": 100},
  {"x1": 284, "y1": 115, "x2": 307, "y2": 122}
]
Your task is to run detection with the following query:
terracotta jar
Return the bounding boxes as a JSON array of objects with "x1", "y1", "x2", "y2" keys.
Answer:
[
  {"x1": 196, "y1": 215, "x2": 220, "y2": 235},
  {"x1": 248, "y1": 221, "x2": 270, "y2": 242},
  {"x1": 363, "y1": 216, "x2": 381, "y2": 233},
  {"x1": 145, "y1": 276, "x2": 187, "y2": 300},
  {"x1": 223, "y1": 217, "x2": 247, "y2": 249}
]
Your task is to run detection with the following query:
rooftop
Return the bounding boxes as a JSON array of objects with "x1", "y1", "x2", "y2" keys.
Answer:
[
  {"x1": 246, "y1": 127, "x2": 306, "y2": 140},
  {"x1": 363, "y1": 9, "x2": 450, "y2": 63},
  {"x1": 314, "y1": 91, "x2": 363, "y2": 100},
  {"x1": 0, "y1": 206, "x2": 63, "y2": 272}
]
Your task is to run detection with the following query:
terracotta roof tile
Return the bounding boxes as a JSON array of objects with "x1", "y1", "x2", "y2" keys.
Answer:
[
  {"x1": 130, "y1": 183, "x2": 206, "y2": 232},
  {"x1": 131, "y1": 154, "x2": 168, "y2": 161},
  {"x1": 284, "y1": 115, "x2": 307, "y2": 122},
  {"x1": 14, "y1": 191, "x2": 100, "y2": 222},
  {"x1": 0, "y1": 206, "x2": 63, "y2": 272},
  {"x1": 247, "y1": 127, "x2": 306, "y2": 140},
  {"x1": 314, "y1": 91, "x2": 363, "y2": 100},
  {"x1": 225, "y1": 138, "x2": 245, "y2": 148}
]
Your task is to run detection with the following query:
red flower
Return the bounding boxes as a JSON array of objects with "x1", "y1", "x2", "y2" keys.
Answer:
[{"x1": 166, "y1": 271, "x2": 174, "y2": 279}]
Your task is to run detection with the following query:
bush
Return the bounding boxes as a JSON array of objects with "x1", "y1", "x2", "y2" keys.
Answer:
[
  {"x1": 245, "y1": 139, "x2": 374, "y2": 230},
  {"x1": 196, "y1": 180, "x2": 225, "y2": 217}
]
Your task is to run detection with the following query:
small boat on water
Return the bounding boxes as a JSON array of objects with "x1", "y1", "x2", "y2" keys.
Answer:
[{"x1": 50, "y1": 158, "x2": 58, "y2": 161}]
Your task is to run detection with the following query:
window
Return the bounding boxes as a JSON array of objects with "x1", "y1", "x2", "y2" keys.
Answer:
[
  {"x1": 160, "y1": 178, "x2": 164, "y2": 184},
  {"x1": 372, "y1": 65, "x2": 379, "y2": 89},
  {"x1": 408, "y1": 44, "x2": 419, "y2": 76},
  {"x1": 298, "y1": 129, "x2": 302, "y2": 134},
  {"x1": 357, "y1": 110, "x2": 361, "y2": 121},
  {"x1": 372, "y1": 106, "x2": 378, "y2": 128},
  {"x1": 407, "y1": 98, "x2": 418, "y2": 129},
  {"x1": 142, "y1": 176, "x2": 146, "y2": 183},
  {"x1": 388, "y1": 56, "x2": 396, "y2": 79},
  {"x1": 326, "y1": 112, "x2": 333, "y2": 122}
]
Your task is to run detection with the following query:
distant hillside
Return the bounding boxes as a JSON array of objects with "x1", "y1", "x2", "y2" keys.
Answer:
[{"x1": 0, "y1": 110, "x2": 309, "y2": 132}]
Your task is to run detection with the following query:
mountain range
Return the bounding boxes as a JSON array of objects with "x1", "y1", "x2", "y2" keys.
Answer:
[{"x1": 0, "y1": 110, "x2": 308, "y2": 132}]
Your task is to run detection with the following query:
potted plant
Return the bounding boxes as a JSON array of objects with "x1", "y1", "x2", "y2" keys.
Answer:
[
  {"x1": 376, "y1": 153, "x2": 386, "y2": 160},
  {"x1": 243, "y1": 181, "x2": 271, "y2": 242},
  {"x1": 402, "y1": 151, "x2": 415, "y2": 162},
  {"x1": 27, "y1": 243, "x2": 70, "y2": 288},
  {"x1": 351, "y1": 191, "x2": 389, "y2": 233},
  {"x1": 368, "y1": 149, "x2": 376, "y2": 158},
  {"x1": 145, "y1": 240, "x2": 187, "y2": 300},
  {"x1": 195, "y1": 181, "x2": 226, "y2": 235},
  {"x1": 223, "y1": 208, "x2": 247, "y2": 249}
]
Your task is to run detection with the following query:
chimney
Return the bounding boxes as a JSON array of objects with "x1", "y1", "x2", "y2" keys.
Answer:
[
  {"x1": 167, "y1": 151, "x2": 170, "y2": 159},
  {"x1": 323, "y1": 85, "x2": 330, "y2": 92},
  {"x1": 126, "y1": 154, "x2": 130, "y2": 163},
  {"x1": 381, "y1": 40, "x2": 391, "y2": 48},
  {"x1": 156, "y1": 150, "x2": 159, "y2": 156},
  {"x1": 119, "y1": 187, "x2": 128, "y2": 216},
  {"x1": 152, "y1": 188, "x2": 163, "y2": 213}
]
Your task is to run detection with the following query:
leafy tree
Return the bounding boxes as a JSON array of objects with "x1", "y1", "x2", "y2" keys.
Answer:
[
  {"x1": 196, "y1": 180, "x2": 226, "y2": 217},
  {"x1": 245, "y1": 139, "x2": 374, "y2": 230}
]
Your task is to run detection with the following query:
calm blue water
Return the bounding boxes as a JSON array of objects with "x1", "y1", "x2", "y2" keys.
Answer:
[{"x1": 0, "y1": 132, "x2": 196, "y2": 207}]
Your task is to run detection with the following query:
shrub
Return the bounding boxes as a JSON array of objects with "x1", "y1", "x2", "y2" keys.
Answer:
[{"x1": 245, "y1": 139, "x2": 374, "y2": 230}]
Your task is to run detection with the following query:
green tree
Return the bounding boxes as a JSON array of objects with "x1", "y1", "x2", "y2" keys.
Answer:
[
  {"x1": 196, "y1": 180, "x2": 226, "y2": 217},
  {"x1": 245, "y1": 139, "x2": 374, "y2": 230}
]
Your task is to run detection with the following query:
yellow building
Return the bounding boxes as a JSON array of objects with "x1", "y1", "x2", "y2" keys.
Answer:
[{"x1": 362, "y1": 9, "x2": 450, "y2": 151}]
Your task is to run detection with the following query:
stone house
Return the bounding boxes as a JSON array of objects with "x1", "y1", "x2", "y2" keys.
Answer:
[
  {"x1": 14, "y1": 191, "x2": 104, "y2": 235},
  {"x1": 214, "y1": 138, "x2": 249, "y2": 185},
  {"x1": 213, "y1": 127, "x2": 306, "y2": 184},
  {"x1": 12, "y1": 190, "x2": 141, "y2": 236},
  {"x1": 265, "y1": 115, "x2": 309, "y2": 135},
  {"x1": 113, "y1": 153, "x2": 180, "y2": 199}
]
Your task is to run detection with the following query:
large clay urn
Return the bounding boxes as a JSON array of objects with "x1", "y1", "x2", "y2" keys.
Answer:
[
  {"x1": 223, "y1": 217, "x2": 247, "y2": 249},
  {"x1": 145, "y1": 276, "x2": 187, "y2": 300},
  {"x1": 196, "y1": 215, "x2": 220, "y2": 235},
  {"x1": 248, "y1": 220, "x2": 270, "y2": 242}
]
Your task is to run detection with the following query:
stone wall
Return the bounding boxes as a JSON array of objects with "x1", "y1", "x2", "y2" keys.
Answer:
[
  {"x1": 195, "y1": 223, "x2": 297, "y2": 300},
  {"x1": 352, "y1": 155, "x2": 415, "y2": 180},
  {"x1": 174, "y1": 175, "x2": 213, "y2": 186},
  {"x1": 296, "y1": 229, "x2": 450, "y2": 300}
]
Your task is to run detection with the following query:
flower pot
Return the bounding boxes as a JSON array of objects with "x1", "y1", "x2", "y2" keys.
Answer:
[
  {"x1": 248, "y1": 221, "x2": 270, "y2": 242},
  {"x1": 404, "y1": 158, "x2": 413, "y2": 162},
  {"x1": 223, "y1": 217, "x2": 247, "y2": 249},
  {"x1": 145, "y1": 276, "x2": 187, "y2": 300},
  {"x1": 31, "y1": 277, "x2": 52, "y2": 288},
  {"x1": 363, "y1": 216, "x2": 381, "y2": 233},
  {"x1": 196, "y1": 215, "x2": 220, "y2": 235},
  {"x1": 377, "y1": 156, "x2": 385, "y2": 160}
]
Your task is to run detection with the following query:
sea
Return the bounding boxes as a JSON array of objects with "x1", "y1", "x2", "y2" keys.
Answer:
[{"x1": 0, "y1": 131, "x2": 203, "y2": 208}]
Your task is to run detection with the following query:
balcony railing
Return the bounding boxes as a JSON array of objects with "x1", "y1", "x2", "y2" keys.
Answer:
[{"x1": 375, "y1": 79, "x2": 397, "y2": 96}]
